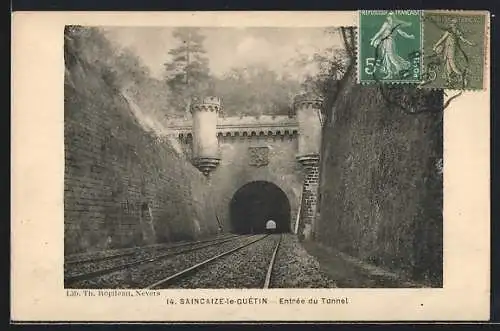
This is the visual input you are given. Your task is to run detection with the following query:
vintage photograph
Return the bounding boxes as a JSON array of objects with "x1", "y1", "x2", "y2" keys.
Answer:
[{"x1": 63, "y1": 23, "x2": 444, "y2": 290}]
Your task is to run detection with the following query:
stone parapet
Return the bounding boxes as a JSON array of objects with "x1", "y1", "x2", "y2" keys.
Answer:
[
  {"x1": 293, "y1": 92, "x2": 324, "y2": 112},
  {"x1": 166, "y1": 115, "x2": 299, "y2": 143},
  {"x1": 190, "y1": 96, "x2": 222, "y2": 113}
]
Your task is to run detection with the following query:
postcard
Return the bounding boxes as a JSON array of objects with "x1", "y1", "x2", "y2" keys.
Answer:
[{"x1": 11, "y1": 10, "x2": 490, "y2": 322}]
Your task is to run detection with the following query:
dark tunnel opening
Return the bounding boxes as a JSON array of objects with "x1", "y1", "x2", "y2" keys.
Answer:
[{"x1": 229, "y1": 181, "x2": 291, "y2": 234}]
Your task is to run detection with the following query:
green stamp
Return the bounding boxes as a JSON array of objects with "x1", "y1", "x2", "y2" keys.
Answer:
[
  {"x1": 359, "y1": 10, "x2": 423, "y2": 83},
  {"x1": 422, "y1": 11, "x2": 488, "y2": 90}
]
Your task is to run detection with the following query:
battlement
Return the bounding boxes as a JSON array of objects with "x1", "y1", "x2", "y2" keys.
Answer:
[
  {"x1": 190, "y1": 96, "x2": 222, "y2": 113},
  {"x1": 166, "y1": 115, "x2": 299, "y2": 142},
  {"x1": 168, "y1": 93, "x2": 323, "y2": 145},
  {"x1": 293, "y1": 92, "x2": 324, "y2": 110}
]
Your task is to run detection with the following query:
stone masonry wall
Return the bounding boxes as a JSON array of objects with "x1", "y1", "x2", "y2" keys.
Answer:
[
  {"x1": 64, "y1": 53, "x2": 218, "y2": 255},
  {"x1": 298, "y1": 163, "x2": 320, "y2": 240},
  {"x1": 205, "y1": 134, "x2": 303, "y2": 231},
  {"x1": 316, "y1": 70, "x2": 443, "y2": 286}
]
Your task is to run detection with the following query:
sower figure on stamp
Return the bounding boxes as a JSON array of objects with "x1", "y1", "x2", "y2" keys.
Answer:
[
  {"x1": 369, "y1": 12, "x2": 416, "y2": 79},
  {"x1": 432, "y1": 18, "x2": 475, "y2": 87}
]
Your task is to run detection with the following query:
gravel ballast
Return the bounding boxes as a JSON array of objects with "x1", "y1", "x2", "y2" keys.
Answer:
[
  {"x1": 64, "y1": 234, "x2": 243, "y2": 279},
  {"x1": 67, "y1": 234, "x2": 337, "y2": 289},
  {"x1": 167, "y1": 234, "x2": 281, "y2": 289},
  {"x1": 69, "y1": 235, "x2": 263, "y2": 289},
  {"x1": 271, "y1": 234, "x2": 337, "y2": 288}
]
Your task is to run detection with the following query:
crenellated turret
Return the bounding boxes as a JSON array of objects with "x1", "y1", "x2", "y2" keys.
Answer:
[
  {"x1": 190, "y1": 96, "x2": 222, "y2": 176},
  {"x1": 293, "y1": 92, "x2": 323, "y2": 241},
  {"x1": 294, "y1": 92, "x2": 324, "y2": 168}
]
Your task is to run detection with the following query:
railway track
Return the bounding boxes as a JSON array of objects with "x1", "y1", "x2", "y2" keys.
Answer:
[
  {"x1": 145, "y1": 234, "x2": 283, "y2": 289},
  {"x1": 65, "y1": 233, "x2": 338, "y2": 289},
  {"x1": 64, "y1": 233, "x2": 252, "y2": 286},
  {"x1": 263, "y1": 233, "x2": 282, "y2": 289},
  {"x1": 65, "y1": 233, "x2": 239, "y2": 265}
]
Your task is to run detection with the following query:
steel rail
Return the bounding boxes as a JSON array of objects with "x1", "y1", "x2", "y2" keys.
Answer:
[
  {"x1": 65, "y1": 234, "x2": 254, "y2": 286},
  {"x1": 65, "y1": 234, "x2": 239, "y2": 265},
  {"x1": 263, "y1": 234, "x2": 282, "y2": 289},
  {"x1": 145, "y1": 234, "x2": 270, "y2": 289}
]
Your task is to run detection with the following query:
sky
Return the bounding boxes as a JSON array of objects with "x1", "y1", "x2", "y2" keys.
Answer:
[{"x1": 101, "y1": 27, "x2": 343, "y2": 80}]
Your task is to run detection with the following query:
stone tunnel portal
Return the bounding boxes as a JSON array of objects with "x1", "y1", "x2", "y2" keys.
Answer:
[{"x1": 229, "y1": 181, "x2": 291, "y2": 234}]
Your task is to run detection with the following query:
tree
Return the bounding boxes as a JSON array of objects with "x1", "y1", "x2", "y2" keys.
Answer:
[
  {"x1": 163, "y1": 28, "x2": 212, "y2": 114},
  {"x1": 212, "y1": 64, "x2": 301, "y2": 117},
  {"x1": 288, "y1": 27, "x2": 353, "y2": 125}
]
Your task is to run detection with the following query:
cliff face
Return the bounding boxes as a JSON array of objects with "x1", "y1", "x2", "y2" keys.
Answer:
[
  {"x1": 64, "y1": 27, "x2": 218, "y2": 255},
  {"x1": 316, "y1": 69, "x2": 443, "y2": 286}
]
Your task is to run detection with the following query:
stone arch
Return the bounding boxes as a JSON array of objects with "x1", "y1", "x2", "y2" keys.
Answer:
[
  {"x1": 229, "y1": 180, "x2": 291, "y2": 234},
  {"x1": 220, "y1": 170, "x2": 300, "y2": 234}
]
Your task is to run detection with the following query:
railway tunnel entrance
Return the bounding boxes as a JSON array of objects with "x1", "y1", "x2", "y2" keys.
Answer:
[{"x1": 229, "y1": 181, "x2": 291, "y2": 234}]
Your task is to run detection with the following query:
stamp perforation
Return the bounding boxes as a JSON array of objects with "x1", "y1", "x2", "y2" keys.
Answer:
[
  {"x1": 357, "y1": 9, "x2": 489, "y2": 91},
  {"x1": 420, "y1": 10, "x2": 489, "y2": 91},
  {"x1": 358, "y1": 10, "x2": 424, "y2": 85}
]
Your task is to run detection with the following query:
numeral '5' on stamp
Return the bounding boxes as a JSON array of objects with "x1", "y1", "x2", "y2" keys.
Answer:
[{"x1": 359, "y1": 10, "x2": 423, "y2": 84}]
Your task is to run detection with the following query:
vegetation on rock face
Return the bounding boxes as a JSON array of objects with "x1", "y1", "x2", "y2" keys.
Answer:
[
  {"x1": 65, "y1": 25, "x2": 174, "y2": 122},
  {"x1": 315, "y1": 27, "x2": 443, "y2": 286},
  {"x1": 64, "y1": 26, "x2": 219, "y2": 254}
]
